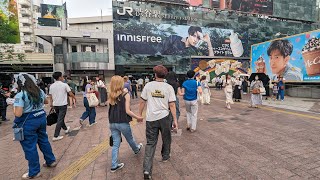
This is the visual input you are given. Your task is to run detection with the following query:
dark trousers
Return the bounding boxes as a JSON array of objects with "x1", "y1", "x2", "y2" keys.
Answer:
[
  {"x1": 132, "y1": 88, "x2": 138, "y2": 99},
  {"x1": 0, "y1": 107, "x2": 7, "y2": 120},
  {"x1": 143, "y1": 116, "x2": 171, "y2": 174},
  {"x1": 53, "y1": 105, "x2": 68, "y2": 137}
]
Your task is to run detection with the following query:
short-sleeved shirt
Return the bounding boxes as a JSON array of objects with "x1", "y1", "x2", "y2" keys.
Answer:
[
  {"x1": 14, "y1": 90, "x2": 46, "y2": 113},
  {"x1": 141, "y1": 81, "x2": 176, "y2": 122},
  {"x1": 124, "y1": 82, "x2": 131, "y2": 94},
  {"x1": 49, "y1": 81, "x2": 71, "y2": 106},
  {"x1": 182, "y1": 79, "x2": 200, "y2": 101},
  {"x1": 83, "y1": 84, "x2": 92, "y2": 97}
]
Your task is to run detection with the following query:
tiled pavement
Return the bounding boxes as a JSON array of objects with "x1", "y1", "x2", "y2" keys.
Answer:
[{"x1": 1, "y1": 90, "x2": 320, "y2": 179}]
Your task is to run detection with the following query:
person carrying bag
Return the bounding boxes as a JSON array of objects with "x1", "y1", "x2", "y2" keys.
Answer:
[
  {"x1": 79, "y1": 78, "x2": 97, "y2": 127},
  {"x1": 13, "y1": 73, "x2": 57, "y2": 179}
]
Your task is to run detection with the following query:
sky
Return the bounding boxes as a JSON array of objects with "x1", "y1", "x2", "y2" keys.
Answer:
[{"x1": 43, "y1": 0, "x2": 112, "y2": 18}]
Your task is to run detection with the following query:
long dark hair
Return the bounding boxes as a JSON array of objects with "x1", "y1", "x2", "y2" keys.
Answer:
[
  {"x1": 166, "y1": 71, "x2": 178, "y2": 85},
  {"x1": 82, "y1": 77, "x2": 88, "y2": 92},
  {"x1": 17, "y1": 74, "x2": 42, "y2": 107}
]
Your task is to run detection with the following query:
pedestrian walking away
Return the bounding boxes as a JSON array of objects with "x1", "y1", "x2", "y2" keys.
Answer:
[
  {"x1": 79, "y1": 78, "x2": 97, "y2": 127},
  {"x1": 139, "y1": 65, "x2": 178, "y2": 180},
  {"x1": 277, "y1": 77, "x2": 285, "y2": 101},
  {"x1": 108, "y1": 75, "x2": 144, "y2": 172},
  {"x1": 200, "y1": 75, "x2": 211, "y2": 105},
  {"x1": 13, "y1": 73, "x2": 57, "y2": 179},
  {"x1": 96, "y1": 76, "x2": 107, "y2": 106},
  {"x1": 131, "y1": 78, "x2": 138, "y2": 99},
  {"x1": 181, "y1": 70, "x2": 202, "y2": 132},
  {"x1": 49, "y1": 72, "x2": 76, "y2": 141},
  {"x1": 233, "y1": 76, "x2": 242, "y2": 102}
]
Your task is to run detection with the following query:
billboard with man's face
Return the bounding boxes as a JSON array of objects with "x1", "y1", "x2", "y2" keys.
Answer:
[
  {"x1": 251, "y1": 30, "x2": 320, "y2": 82},
  {"x1": 0, "y1": 0, "x2": 20, "y2": 43}
]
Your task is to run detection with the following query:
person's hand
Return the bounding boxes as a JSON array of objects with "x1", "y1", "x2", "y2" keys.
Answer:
[
  {"x1": 50, "y1": 104, "x2": 53, "y2": 108},
  {"x1": 172, "y1": 120, "x2": 178, "y2": 130},
  {"x1": 137, "y1": 116, "x2": 144, "y2": 122},
  {"x1": 5, "y1": 92, "x2": 11, "y2": 97},
  {"x1": 203, "y1": 34, "x2": 211, "y2": 44}
]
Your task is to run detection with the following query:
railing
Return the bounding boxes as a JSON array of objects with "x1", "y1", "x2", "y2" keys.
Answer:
[
  {"x1": 20, "y1": 0, "x2": 31, "y2": 7},
  {"x1": 20, "y1": 9, "x2": 31, "y2": 16},
  {"x1": 285, "y1": 84, "x2": 320, "y2": 99},
  {"x1": 20, "y1": 27, "x2": 32, "y2": 33},
  {"x1": 20, "y1": 18, "x2": 32, "y2": 24},
  {"x1": 66, "y1": 52, "x2": 109, "y2": 63}
]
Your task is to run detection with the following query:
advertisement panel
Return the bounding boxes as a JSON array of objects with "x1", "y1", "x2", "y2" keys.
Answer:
[
  {"x1": 225, "y1": 0, "x2": 273, "y2": 15},
  {"x1": 251, "y1": 30, "x2": 320, "y2": 82},
  {"x1": 192, "y1": 58, "x2": 250, "y2": 82},
  {"x1": 0, "y1": 0, "x2": 20, "y2": 43},
  {"x1": 38, "y1": 3, "x2": 66, "y2": 27},
  {"x1": 114, "y1": 21, "x2": 248, "y2": 57}
]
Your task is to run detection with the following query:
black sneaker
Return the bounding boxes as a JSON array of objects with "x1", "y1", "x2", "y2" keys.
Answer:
[
  {"x1": 2, "y1": 118, "x2": 9, "y2": 122},
  {"x1": 135, "y1": 143, "x2": 143, "y2": 155},
  {"x1": 144, "y1": 171, "x2": 152, "y2": 179},
  {"x1": 110, "y1": 163, "x2": 124, "y2": 173}
]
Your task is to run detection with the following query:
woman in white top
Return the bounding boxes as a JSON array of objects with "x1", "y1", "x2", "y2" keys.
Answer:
[
  {"x1": 223, "y1": 74, "x2": 234, "y2": 110},
  {"x1": 96, "y1": 77, "x2": 107, "y2": 106}
]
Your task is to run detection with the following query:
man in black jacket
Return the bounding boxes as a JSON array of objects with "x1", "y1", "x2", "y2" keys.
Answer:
[{"x1": 0, "y1": 82, "x2": 11, "y2": 122}]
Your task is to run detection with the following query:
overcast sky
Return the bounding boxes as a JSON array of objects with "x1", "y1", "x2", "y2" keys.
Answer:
[{"x1": 43, "y1": 0, "x2": 112, "y2": 18}]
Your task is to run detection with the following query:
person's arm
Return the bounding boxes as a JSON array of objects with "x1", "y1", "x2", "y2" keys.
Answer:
[
  {"x1": 138, "y1": 100, "x2": 146, "y2": 122},
  {"x1": 13, "y1": 93, "x2": 24, "y2": 117},
  {"x1": 66, "y1": 84, "x2": 77, "y2": 102},
  {"x1": 48, "y1": 94, "x2": 53, "y2": 107},
  {"x1": 203, "y1": 34, "x2": 214, "y2": 57},
  {"x1": 169, "y1": 102, "x2": 178, "y2": 129},
  {"x1": 125, "y1": 93, "x2": 143, "y2": 120},
  {"x1": 178, "y1": 87, "x2": 184, "y2": 96}
]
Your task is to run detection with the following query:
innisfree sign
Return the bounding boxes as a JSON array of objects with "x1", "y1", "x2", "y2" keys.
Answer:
[{"x1": 116, "y1": 6, "x2": 198, "y2": 21}]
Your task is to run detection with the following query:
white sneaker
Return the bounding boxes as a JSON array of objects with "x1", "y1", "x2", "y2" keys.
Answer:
[
  {"x1": 22, "y1": 172, "x2": 41, "y2": 179},
  {"x1": 135, "y1": 143, "x2": 143, "y2": 154},
  {"x1": 52, "y1": 136, "x2": 64, "y2": 141},
  {"x1": 65, "y1": 126, "x2": 71, "y2": 134},
  {"x1": 89, "y1": 122, "x2": 97, "y2": 127}
]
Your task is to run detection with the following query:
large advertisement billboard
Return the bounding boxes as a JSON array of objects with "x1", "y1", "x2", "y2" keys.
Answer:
[
  {"x1": 225, "y1": 0, "x2": 273, "y2": 15},
  {"x1": 192, "y1": 58, "x2": 250, "y2": 82},
  {"x1": 0, "y1": 0, "x2": 20, "y2": 43},
  {"x1": 251, "y1": 30, "x2": 320, "y2": 82},
  {"x1": 114, "y1": 21, "x2": 249, "y2": 58}
]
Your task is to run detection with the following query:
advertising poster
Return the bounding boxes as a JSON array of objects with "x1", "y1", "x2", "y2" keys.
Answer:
[
  {"x1": 251, "y1": 30, "x2": 320, "y2": 82},
  {"x1": 114, "y1": 21, "x2": 249, "y2": 58},
  {"x1": 192, "y1": 58, "x2": 250, "y2": 82},
  {"x1": 225, "y1": 0, "x2": 273, "y2": 15},
  {"x1": 38, "y1": 3, "x2": 66, "y2": 27},
  {"x1": 0, "y1": 0, "x2": 20, "y2": 43}
]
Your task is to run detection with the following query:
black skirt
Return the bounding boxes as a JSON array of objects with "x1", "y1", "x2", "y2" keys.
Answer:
[{"x1": 233, "y1": 85, "x2": 242, "y2": 99}]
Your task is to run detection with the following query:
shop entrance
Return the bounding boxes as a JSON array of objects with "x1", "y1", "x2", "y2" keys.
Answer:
[{"x1": 115, "y1": 65, "x2": 174, "y2": 78}]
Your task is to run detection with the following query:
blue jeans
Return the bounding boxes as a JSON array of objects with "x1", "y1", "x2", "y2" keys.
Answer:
[
  {"x1": 15, "y1": 111, "x2": 56, "y2": 177},
  {"x1": 277, "y1": 90, "x2": 285, "y2": 100},
  {"x1": 80, "y1": 97, "x2": 96, "y2": 124},
  {"x1": 110, "y1": 123, "x2": 140, "y2": 169}
]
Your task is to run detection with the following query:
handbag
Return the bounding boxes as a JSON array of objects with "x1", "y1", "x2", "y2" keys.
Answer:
[
  {"x1": 252, "y1": 88, "x2": 260, "y2": 94},
  {"x1": 87, "y1": 93, "x2": 99, "y2": 107},
  {"x1": 259, "y1": 87, "x2": 266, "y2": 94},
  {"x1": 47, "y1": 108, "x2": 58, "y2": 126},
  {"x1": 13, "y1": 114, "x2": 30, "y2": 141}
]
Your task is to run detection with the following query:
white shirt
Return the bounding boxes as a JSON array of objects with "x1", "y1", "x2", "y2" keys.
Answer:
[
  {"x1": 137, "y1": 78, "x2": 143, "y2": 85},
  {"x1": 49, "y1": 81, "x2": 71, "y2": 106},
  {"x1": 96, "y1": 80, "x2": 105, "y2": 88},
  {"x1": 141, "y1": 81, "x2": 176, "y2": 122}
]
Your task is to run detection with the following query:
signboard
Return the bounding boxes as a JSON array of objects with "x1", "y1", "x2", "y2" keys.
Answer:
[
  {"x1": 251, "y1": 30, "x2": 320, "y2": 82},
  {"x1": 0, "y1": 0, "x2": 20, "y2": 43},
  {"x1": 114, "y1": 21, "x2": 248, "y2": 57},
  {"x1": 38, "y1": 3, "x2": 66, "y2": 27},
  {"x1": 192, "y1": 58, "x2": 250, "y2": 82},
  {"x1": 225, "y1": 0, "x2": 273, "y2": 15}
]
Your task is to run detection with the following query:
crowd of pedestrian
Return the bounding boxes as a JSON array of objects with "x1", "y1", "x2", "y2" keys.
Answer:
[{"x1": 0, "y1": 64, "x2": 290, "y2": 179}]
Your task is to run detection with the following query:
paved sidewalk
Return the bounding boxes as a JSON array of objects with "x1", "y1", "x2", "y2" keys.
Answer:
[{"x1": 1, "y1": 92, "x2": 320, "y2": 179}]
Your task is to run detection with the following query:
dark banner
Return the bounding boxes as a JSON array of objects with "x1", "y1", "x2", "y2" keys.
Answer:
[
  {"x1": 225, "y1": 0, "x2": 273, "y2": 15},
  {"x1": 114, "y1": 20, "x2": 249, "y2": 57},
  {"x1": 40, "y1": 3, "x2": 66, "y2": 19}
]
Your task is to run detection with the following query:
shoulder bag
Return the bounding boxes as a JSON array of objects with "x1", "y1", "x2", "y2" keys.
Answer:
[
  {"x1": 47, "y1": 108, "x2": 58, "y2": 126},
  {"x1": 13, "y1": 113, "x2": 30, "y2": 141},
  {"x1": 87, "y1": 93, "x2": 99, "y2": 107}
]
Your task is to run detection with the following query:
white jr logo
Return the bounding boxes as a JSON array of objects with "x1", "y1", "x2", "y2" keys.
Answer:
[{"x1": 117, "y1": 7, "x2": 133, "y2": 16}]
